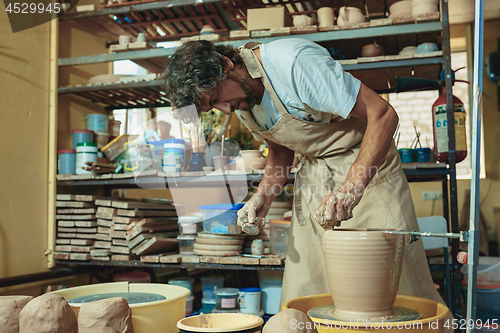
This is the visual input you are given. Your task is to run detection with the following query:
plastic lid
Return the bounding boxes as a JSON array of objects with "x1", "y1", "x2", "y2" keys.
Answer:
[
  {"x1": 215, "y1": 288, "x2": 239, "y2": 296},
  {"x1": 179, "y1": 216, "x2": 203, "y2": 224},
  {"x1": 269, "y1": 219, "x2": 291, "y2": 226},
  {"x1": 239, "y1": 287, "x2": 261, "y2": 293},
  {"x1": 148, "y1": 139, "x2": 170, "y2": 145},
  {"x1": 199, "y1": 203, "x2": 244, "y2": 210},
  {"x1": 71, "y1": 129, "x2": 94, "y2": 134},
  {"x1": 165, "y1": 138, "x2": 185, "y2": 144},
  {"x1": 177, "y1": 235, "x2": 196, "y2": 240},
  {"x1": 58, "y1": 149, "x2": 76, "y2": 154},
  {"x1": 76, "y1": 142, "x2": 97, "y2": 147},
  {"x1": 201, "y1": 298, "x2": 216, "y2": 304}
]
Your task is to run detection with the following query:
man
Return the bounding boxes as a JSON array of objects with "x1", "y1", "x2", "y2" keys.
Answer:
[{"x1": 164, "y1": 38, "x2": 444, "y2": 308}]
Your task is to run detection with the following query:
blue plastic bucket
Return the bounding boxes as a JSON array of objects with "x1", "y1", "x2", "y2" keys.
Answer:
[
  {"x1": 71, "y1": 129, "x2": 94, "y2": 149},
  {"x1": 85, "y1": 114, "x2": 109, "y2": 133},
  {"x1": 58, "y1": 149, "x2": 76, "y2": 174}
]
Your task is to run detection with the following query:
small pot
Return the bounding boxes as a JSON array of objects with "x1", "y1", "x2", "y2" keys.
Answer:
[{"x1": 361, "y1": 43, "x2": 385, "y2": 57}]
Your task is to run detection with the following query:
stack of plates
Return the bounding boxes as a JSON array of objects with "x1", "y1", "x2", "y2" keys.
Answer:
[
  {"x1": 193, "y1": 233, "x2": 245, "y2": 256},
  {"x1": 265, "y1": 201, "x2": 292, "y2": 222}
]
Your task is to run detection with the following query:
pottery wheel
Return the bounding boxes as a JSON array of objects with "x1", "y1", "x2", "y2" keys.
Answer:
[
  {"x1": 68, "y1": 292, "x2": 166, "y2": 305},
  {"x1": 307, "y1": 305, "x2": 421, "y2": 323}
]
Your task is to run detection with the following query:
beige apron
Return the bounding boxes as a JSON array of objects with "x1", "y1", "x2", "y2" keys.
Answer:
[{"x1": 235, "y1": 43, "x2": 445, "y2": 308}]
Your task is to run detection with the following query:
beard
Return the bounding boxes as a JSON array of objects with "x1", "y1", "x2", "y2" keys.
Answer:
[{"x1": 230, "y1": 74, "x2": 257, "y2": 111}]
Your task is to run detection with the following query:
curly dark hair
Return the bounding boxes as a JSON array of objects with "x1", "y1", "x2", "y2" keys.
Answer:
[{"x1": 163, "y1": 40, "x2": 243, "y2": 122}]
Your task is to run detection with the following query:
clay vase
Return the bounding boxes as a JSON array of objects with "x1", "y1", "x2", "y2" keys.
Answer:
[
  {"x1": 317, "y1": 7, "x2": 335, "y2": 27},
  {"x1": 322, "y1": 228, "x2": 404, "y2": 320}
]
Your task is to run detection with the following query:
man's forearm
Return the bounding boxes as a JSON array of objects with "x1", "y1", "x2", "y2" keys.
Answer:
[
  {"x1": 347, "y1": 106, "x2": 399, "y2": 188},
  {"x1": 256, "y1": 139, "x2": 295, "y2": 206}
]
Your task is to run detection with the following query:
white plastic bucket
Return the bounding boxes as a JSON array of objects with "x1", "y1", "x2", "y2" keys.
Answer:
[
  {"x1": 163, "y1": 139, "x2": 185, "y2": 172},
  {"x1": 258, "y1": 271, "x2": 283, "y2": 315}
]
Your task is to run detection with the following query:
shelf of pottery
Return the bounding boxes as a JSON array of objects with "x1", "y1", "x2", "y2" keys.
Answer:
[{"x1": 58, "y1": 0, "x2": 445, "y2": 109}]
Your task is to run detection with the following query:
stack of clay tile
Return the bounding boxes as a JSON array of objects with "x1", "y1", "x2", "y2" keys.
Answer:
[
  {"x1": 54, "y1": 194, "x2": 101, "y2": 261},
  {"x1": 94, "y1": 198, "x2": 180, "y2": 261}
]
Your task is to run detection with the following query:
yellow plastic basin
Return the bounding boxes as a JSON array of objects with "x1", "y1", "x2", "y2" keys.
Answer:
[
  {"x1": 282, "y1": 294, "x2": 450, "y2": 332},
  {"x1": 177, "y1": 313, "x2": 264, "y2": 332},
  {"x1": 50, "y1": 281, "x2": 190, "y2": 333}
]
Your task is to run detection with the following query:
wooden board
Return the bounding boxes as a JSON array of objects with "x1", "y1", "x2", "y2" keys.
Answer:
[
  {"x1": 111, "y1": 255, "x2": 138, "y2": 261},
  {"x1": 56, "y1": 208, "x2": 96, "y2": 214},
  {"x1": 159, "y1": 253, "x2": 183, "y2": 263},
  {"x1": 126, "y1": 224, "x2": 179, "y2": 241},
  {"x1": 140, "y1": 255, "x2": 160, "y2": 263},
  {"x1": 56, "y1": 201, "x2": 95, "y2": 208},
  {"x1": 132, "y1": 237, "x2": 179, "y2": 256},
  {"x1": 71, "y1": 239, "x2": 94, "y2": 246},
  {"x1": 75, "y1": 221, "x2": 98, "y2": 227},
  {"x1": 97, "y1": 219, "x2": 114, "y2": 227},
  {"x1": 94, "y1": 241, "x2": 112, "y2": 249},
  {"x1": 111, "y1": 245, "x2": 132, "y2": 254},
  {"x1": 112, "y1": 201, "x2": 176, "y2": 210},
  {"x1": 116, "y1": 209, "x2": 177, "y2": 217}
]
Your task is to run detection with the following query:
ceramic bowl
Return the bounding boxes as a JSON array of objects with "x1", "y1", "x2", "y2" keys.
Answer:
[
  {"x1": 240, "y1": 150, "x2": 263, "y2": 158},
  {"x1": 389, "y1": 0, "x2": 412, "y2": 15},
  {"x1": 361, "y1": 43, "x2": 385, "y2": 57},
  {"x1": 416, "y1": 42, "x2": 438, "y2": 53},
  {"x1": 398, "y1": 46, "x2": 417, "y2": 55},
  {"x1": 235, "y1": 156, "x2": 266, "y2": 171},
  {"x1": 412, "y1": 3, "x2": 438, "y2": 16}
]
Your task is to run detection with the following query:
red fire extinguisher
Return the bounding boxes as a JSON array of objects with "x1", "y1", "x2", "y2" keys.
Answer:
[{"x1": 432, "y1": 71, "x2": 468, "y2": 163}]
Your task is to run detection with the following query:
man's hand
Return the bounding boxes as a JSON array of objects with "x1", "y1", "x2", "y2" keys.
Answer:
[
  {"x1": 237, "y1": 192, "x2": 269, "y2": 233},
  {"x1": 314, "y1": 180, "x2": 365, "y2": 229}
]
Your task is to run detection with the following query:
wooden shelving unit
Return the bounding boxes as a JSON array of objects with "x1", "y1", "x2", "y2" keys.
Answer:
[{"x1": 55, "y1": 0, "x2": 463, "y2": 317}]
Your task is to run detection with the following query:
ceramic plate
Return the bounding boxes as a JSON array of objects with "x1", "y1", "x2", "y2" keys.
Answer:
[
  {"x1": 193, "y1": 243, "x2": 242, "y2": 251},
  {"x1": 308, "y1": 305, "x2": 421, "y2": 323},
  {"x1": 193, "y1": 249, "x2": 242, "y2": 257},
  {"x1": 195, "y1": 238, "x2": 245, "y2": 245},
  {"x1": 197, "y1": 233, "x2": 245, "y2": 239}
]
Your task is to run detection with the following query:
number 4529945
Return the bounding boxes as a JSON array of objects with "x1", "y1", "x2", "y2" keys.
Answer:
[
  {"x1": 5, "y1": 2, "x2": 61, "y2": 13},
  {"x1": 444, "y1": 319, "x2": 498, "y2": 330}
]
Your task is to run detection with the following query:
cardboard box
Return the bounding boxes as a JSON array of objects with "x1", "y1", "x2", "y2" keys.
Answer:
[{"x1": 247, "y1": 6, "x2": 292, "y2": 31}]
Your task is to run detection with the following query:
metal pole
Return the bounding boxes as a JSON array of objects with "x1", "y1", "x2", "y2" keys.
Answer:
[{"x1": 466, "y1": 0, "x2": 484, "y2": 331}]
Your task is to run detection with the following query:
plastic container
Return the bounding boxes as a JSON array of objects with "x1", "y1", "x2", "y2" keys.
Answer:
[
  {"x1": 199, "y1": 203, "x2": 244, "y2": 234},
  {"x1": 177, "y1": 235, "x2": 196, "y2": 254},
  {"x1": 213, "y1": 155, "x2": 229, "y2": 170},
  {"x1": 178, "y1": 216, "x2": 203, "y2": 235},
  {"x1": 95, "y1": 131, "x2": 110, "y2": 149},
  {"x1": 238, "y1": 287, "x2": 262, "y2": 314},
  {"x1": 122, "y1": 157, "x2": 153, "y2": 173},
  {"x1": 415, "y1": 147, "x2": 431, "y2": 163},
  {"x1": 185, "y1": 295, "x2": 195, "y2": 316},
  {"x1": 148, "y1": 139, "x2": 168, "y2": 170},
  {"x1": 269, "y1": 219, "x2": 291, "y2": 256},
  {"x1": 163, "y1": 139, "x2": 185, "y2": 173},
  {"x1": 201, "y1": 275, "x2": 225, "y2": 301},
  {"x1": 398, "y1": 148, "x2": 416, "y2": 163},
  {"x1": 50, "y1": 282, "x2": 189, "y2": 333},
  {"x1": 168, "y1": 277, "x2": 195, "y2": 294},
  {"x1": 108, "y1": 119, "x2": 121, "y2": 136},
  {"x1": 462, "y1": 256, "x2": 500, "y2": 285},
  {"x1": 215, "y1": 288, "x2": 239, "y2": 310},
  {"x1": 76, "y1": 142, "x2": 97, "y2": 175},
  {"x1": 58, "y1": 149, "x2": 76, "y2": 175},
  {"x1": 201, "y1": 298, "x2": 217, "y2": 313},
  {"x1": 71, "y1": 129, "x2": 94, "y2": 149},
  {"x1": 258, "y1": 270, "x2": 283, "y2": 315},
  {"x1": 86, "y1": 113, "x2": 109, "y2": 133}
]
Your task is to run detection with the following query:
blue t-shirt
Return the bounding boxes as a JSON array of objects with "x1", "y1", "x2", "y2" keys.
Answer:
[{"x1": 250, "y1": 38, "x2": 361, "y2": 130}]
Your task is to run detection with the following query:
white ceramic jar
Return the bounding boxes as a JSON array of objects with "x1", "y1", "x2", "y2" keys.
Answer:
[{"x1": 76, "y1": 142, "x2": 97, "y2": 175}]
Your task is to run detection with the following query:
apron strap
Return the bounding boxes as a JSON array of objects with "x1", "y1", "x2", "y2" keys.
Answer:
[{"x1": 239, "y1": 47, "x2": 290, "y2": 118}]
